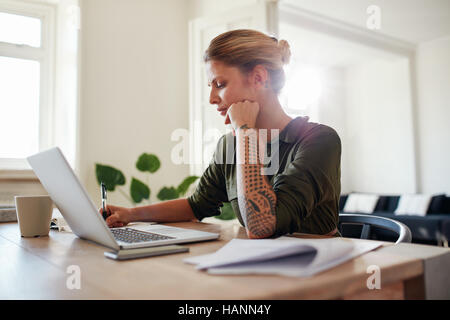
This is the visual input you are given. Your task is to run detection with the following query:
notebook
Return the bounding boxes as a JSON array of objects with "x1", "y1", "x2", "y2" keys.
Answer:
[{"x1": 184, "y1": 237, "x2": 383, "y2": 277}]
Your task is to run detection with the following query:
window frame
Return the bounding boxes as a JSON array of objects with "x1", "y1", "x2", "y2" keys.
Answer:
[{"x1": 0, "y1": 0, "x2": 56, "y2": 170}]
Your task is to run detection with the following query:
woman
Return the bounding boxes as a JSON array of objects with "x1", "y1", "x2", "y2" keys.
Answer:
[{"x1": 102, "y1": 29, "x2": 342, "y2": 238}]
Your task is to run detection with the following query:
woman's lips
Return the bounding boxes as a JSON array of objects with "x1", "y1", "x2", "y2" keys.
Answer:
[{"x1": 217, "y1": 108, "x2": 228, "y2": 116}]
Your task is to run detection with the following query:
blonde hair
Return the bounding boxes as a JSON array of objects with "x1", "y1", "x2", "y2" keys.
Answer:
[{"x1": 203, "y1": 29, "x2": 291, "y2": 94}]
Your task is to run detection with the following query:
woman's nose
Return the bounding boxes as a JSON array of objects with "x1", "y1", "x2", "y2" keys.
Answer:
[{"x1": 209, "y1": 89, "x2": 221, "y2": 105}]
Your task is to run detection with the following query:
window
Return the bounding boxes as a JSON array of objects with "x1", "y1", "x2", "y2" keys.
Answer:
[
  {"x1": 279, "y1": 61, "x2": 323, "y2": 122},
  {"x1": 0, "y1": 0, "x2": 79, "y2": 170},
  {"x1": 0, "y1": 11, "x2": 41, "y2": 46},
  {"x1": 0, "y1": 55, "x2": 40, "y2": 159}
]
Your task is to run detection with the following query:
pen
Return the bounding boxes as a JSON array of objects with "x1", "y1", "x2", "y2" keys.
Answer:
[{"x1": 101, "y1": 182, "x2": 108, "y2": 220}]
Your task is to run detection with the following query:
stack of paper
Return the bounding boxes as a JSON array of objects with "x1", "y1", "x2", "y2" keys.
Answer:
[{"x1": 184, "y1": 237, "x2": 383, "y2": 277}]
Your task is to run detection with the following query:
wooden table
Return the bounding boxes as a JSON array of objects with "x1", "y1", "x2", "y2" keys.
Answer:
[{"x1": 0, "y1": 221, "x2": 449, "y2": 299}]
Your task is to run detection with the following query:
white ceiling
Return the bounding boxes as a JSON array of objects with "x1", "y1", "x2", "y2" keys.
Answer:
[{"x1": 282, "y1": 0, "x2": 450, "y2": 44}]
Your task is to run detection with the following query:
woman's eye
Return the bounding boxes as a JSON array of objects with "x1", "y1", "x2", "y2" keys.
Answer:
[{"x1": 216, "y1": 82, "x2": 226, "y2": 89}]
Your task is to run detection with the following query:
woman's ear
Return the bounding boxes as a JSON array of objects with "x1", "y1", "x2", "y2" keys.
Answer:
[{"x1": 250, "y1": 65, "x2": 269, "y2": 89}]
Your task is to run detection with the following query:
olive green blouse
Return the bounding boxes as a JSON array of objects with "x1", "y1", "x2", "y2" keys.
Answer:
[{"x1": 187, "y1": 116, "x2": 342, "y2": 237}]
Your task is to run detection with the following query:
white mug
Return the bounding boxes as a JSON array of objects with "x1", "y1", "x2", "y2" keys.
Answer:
[{"x1": 15, "y1": 195, "x2": 53, "y2": 237}]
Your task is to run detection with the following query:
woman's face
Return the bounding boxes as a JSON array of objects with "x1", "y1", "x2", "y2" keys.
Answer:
[{"x1": 206, "y1": 60, "x2": 256, "y2": 119}]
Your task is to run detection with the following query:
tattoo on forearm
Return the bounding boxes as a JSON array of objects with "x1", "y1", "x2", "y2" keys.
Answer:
[
  {"x1": 237, "y1": 128, "x2": 277, "y2": 238},
  {"x1": 257, "y1": 190, "x2": 276, "y2": 212}
]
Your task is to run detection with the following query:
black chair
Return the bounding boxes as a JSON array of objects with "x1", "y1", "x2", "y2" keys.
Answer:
[{"x1": 339, "y1": 214, "x2": 412, "y2": 244}]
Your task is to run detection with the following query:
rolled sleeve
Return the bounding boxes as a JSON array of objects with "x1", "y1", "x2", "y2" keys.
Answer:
[
  {"x1": 187, "y1": 136, "x2": 228, "y2": 221},
  {"x1": 272, "y1": 127, "x2": 341, "y2": 236}
]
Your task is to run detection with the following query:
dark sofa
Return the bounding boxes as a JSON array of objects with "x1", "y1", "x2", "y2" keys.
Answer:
[{"x1": 339, "y1": 194, "x2": 450, "y2": 246}]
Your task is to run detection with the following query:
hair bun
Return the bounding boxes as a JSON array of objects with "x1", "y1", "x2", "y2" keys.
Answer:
[{"x1": 277, "y1": 39, "x2": 291, "y2": 65}]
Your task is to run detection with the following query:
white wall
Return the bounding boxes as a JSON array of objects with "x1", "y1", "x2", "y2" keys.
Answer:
[
  {"x1": 303, "y1": 61, "x2": 416, "y2": 195},
  {"x1": 78, "y1": 0, "x2": 190, "y2": 207},
  {"x1": 343, "y1": 58, "x2": 416, "y2": 194},
  {"x1": 315, "y1": 67, "x2": 349, "y2": 193},
  {"x1": 416, "y1": 36, "x2": 450, "y2": 194},
  {"x1": 188, "y1": 0, "x2": 258, "y2": 20}
]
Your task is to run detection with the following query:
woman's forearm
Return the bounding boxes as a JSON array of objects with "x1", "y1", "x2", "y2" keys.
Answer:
[
  {"x1": 236, "y1": 127, "x2": 277, "y2": 238},
  {"x1": 130, "y1": 198, "x2": 197, "y2": 223}
]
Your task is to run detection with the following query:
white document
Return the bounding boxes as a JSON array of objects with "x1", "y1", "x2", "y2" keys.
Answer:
[{"x1": 184, "y1": 237, "x2": 383, "y2": 277}]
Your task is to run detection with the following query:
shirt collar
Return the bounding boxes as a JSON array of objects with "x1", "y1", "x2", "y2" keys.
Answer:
[{"x1": 276, "y1": 116, "x2": 309, "y2": 144}]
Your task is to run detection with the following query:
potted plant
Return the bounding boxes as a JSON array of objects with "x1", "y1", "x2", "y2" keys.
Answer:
[{"x1": 94, "y1": 152, "x2": 236, "y2": 220}]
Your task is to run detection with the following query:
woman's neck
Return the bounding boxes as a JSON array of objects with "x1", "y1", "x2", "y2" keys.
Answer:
[{"x1": 255, "y1": 96, "x2": 292, "y2": 131}]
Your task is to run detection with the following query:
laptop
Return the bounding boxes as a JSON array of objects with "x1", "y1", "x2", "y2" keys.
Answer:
[{"x1": 27, "y1": 147, "x2": 219, "y2": 251}]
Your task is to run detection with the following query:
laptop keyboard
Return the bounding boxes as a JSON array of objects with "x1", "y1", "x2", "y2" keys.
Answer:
[{"x1": 111, "y1": 227, "x2": 175, "y2": 243}]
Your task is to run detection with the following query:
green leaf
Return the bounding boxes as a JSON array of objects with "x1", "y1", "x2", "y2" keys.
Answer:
[
  {"x1": 136, "y1": 153, "x2": 161, "y2": 173},
  {"x1": 157, "y1": 187, "x2": 179, "y2": 201},
  {"x1": 95, "y1": 164, "x2": 126, "y2": 191},
  {"x1": 130, "y1": 177, "x2": 150, "y2": 204},
  {"x1": 216, "y1": 202, "x2": 236, "y2": 220},
  {"x1": 176, "y1": 176, "x2": 199, "y2": 196}
]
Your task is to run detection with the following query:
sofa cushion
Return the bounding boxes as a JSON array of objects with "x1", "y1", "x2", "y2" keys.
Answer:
[
  {"x1": 394, "y1": 194, "x2": 433, "y2": 216},
  {"x1": 427, "y1": 194, "x2": 446, "y2": 214},
  {"x1": 385, "y1": 196, "x2": 400, "y2": 213},
  {"x1": 343, "y1": 193, "x2": 379, "y2": 214},
  {"x1": 440, "y1": 196, "x2": 450, "y2": 214},
  {"x1": 339, "y1": 194, "x2": 348, "y2": 212},
  {"x1": 374, "y1": 196, "x2": 389, "y2": 212}
]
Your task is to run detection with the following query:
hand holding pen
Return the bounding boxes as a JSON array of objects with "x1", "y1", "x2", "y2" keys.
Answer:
[{"x1": 99, "y1": 182, "x2": 133, "y2": 227}]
